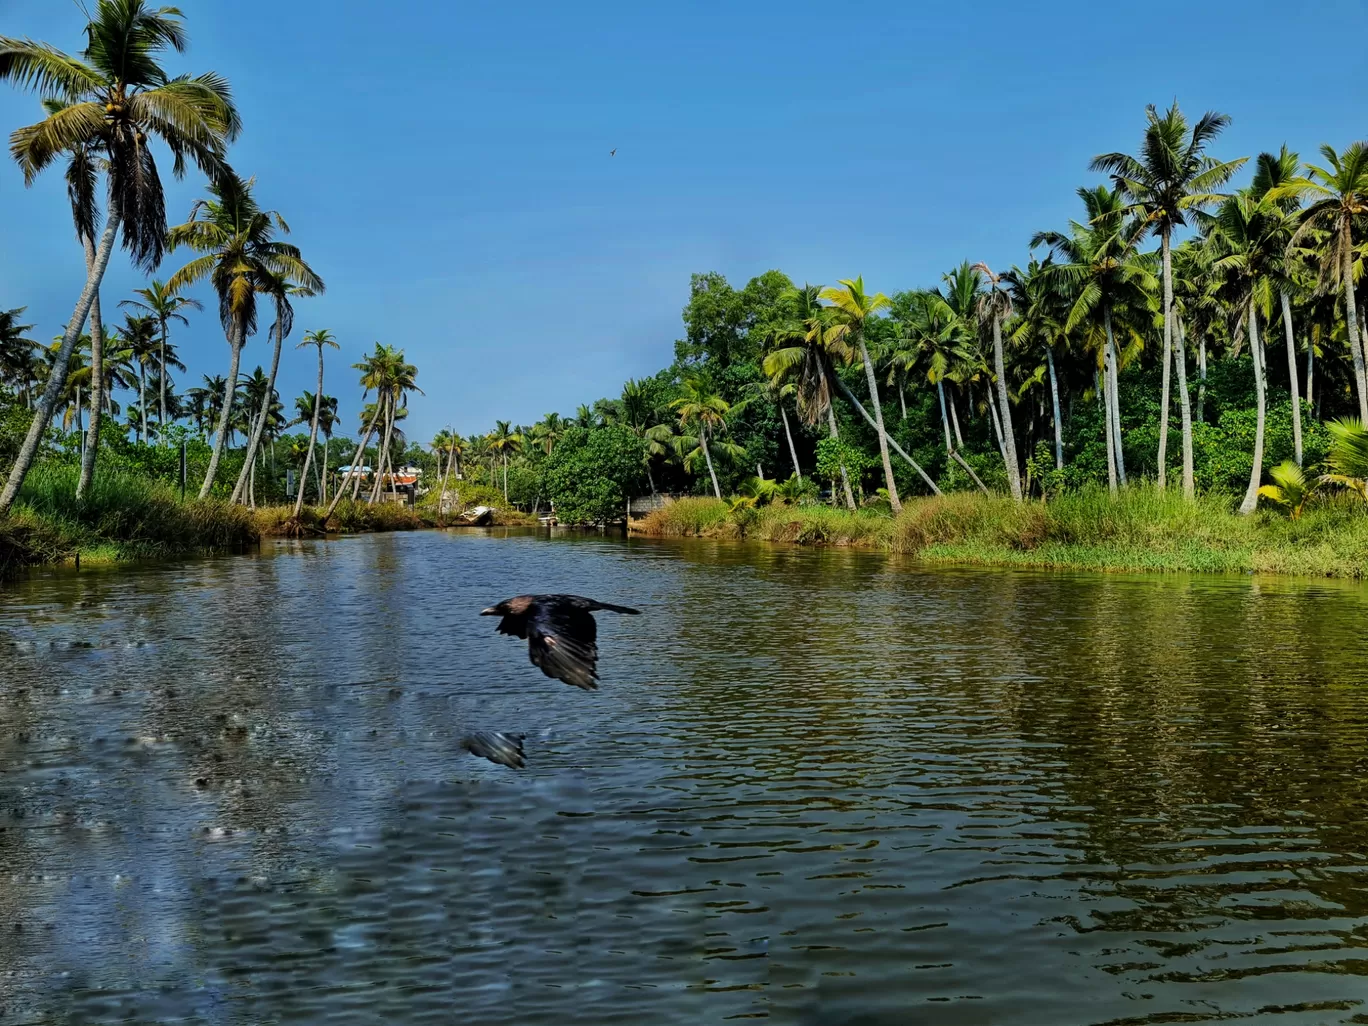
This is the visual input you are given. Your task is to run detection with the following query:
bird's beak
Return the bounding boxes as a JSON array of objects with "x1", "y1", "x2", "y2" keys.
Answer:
[{"x1": 480, "y1": 606, "x2": 498, "y2": 616}]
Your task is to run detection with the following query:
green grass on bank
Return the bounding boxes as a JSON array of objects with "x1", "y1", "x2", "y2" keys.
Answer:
[
  {"x1": 0, "y1": 464, "x2": 259, "y2": 576},
  {"x1": 631, "y1": 489, "x2": 1368, "y2": 577}
]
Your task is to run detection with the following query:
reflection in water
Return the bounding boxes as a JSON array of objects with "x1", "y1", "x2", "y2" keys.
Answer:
[{"x1": 3, "y1": 531, "x2": 1368, "y2": 1024}]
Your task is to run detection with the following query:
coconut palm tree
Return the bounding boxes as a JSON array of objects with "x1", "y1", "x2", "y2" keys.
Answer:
[
  {"x1": 670, "y1": 377, "x2": 732, "y2": 498},
  {"x1": 489, "y1": 420, "x2": 520, "y2": 500},
  {"x1": 971, "y1": 263, "x2": 1023, "y2": 500},
  {"x1": 743, "y1": 375, "x2": 803, "y2": 482},
  {"x1": 231, "y1": 274, "x2": 323, "y2": 505},
  {"x1": 292, "y1": 329, "x2": 338, "y2": 516},
  {"x1": 120, "y1": 279, "x2": 201, "y2": 443},
  {"x1": 1003, "y1": 258, "x2": 1068, "y2": 471},
  {"x1": 1091, "y1": 102, "x2": 1245, "y2": 496},
  {"x1": 1207, "y1": 188, "x2": 1294, "y2": 513},
  {"x1": 0, "y1": 0, "x2": 240, "y2": 515},
  {"x1": 820, "y1": 277, "x2": 901, "y2": 512},
  {"x1": 115, "y1": 313, "x2": 157, "y2": 444},
  {"x1": 1274, "y1": 142, "x2": 1368, "y2": 422},
  {"x1": 1033, "y1": 186, "x2": 1156, "y2": 493},
  {"x1": 167, "y1": 171, "x2": 319, "y2": 497},
  {"x1": 762, "y1": 284, "x2": 857, "y2": 509}
]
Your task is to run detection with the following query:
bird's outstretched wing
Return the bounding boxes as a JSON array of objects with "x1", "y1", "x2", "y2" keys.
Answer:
[
  {"x1": 527, "y1": 601, "x2": 600, "y2": 690},
  {"x1": 462, "y1": 731, "x2": 526, "y2": 769}
]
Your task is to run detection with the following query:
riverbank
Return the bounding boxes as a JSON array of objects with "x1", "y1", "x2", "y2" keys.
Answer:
[
  {"x1": 0, "y1": 467, "x2": 536, "y2": 578},
  {"x1": 631, "y1": 490, "x2": 1368, "y2": 577}
]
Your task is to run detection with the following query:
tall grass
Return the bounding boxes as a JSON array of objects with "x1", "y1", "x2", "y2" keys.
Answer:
[
  {"x1": 632, "y1": 487, "x2": 1368, "y2": 577},
  {"x1": 1, "y1": 464, "x2": 257, "y2": 576}
]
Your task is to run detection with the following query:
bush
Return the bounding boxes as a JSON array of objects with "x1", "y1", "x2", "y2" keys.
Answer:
[{"x1": 542, "y1": 426, "x2": 646, "y2": 524}]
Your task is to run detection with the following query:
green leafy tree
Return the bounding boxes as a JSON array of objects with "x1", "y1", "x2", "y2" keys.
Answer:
[{"x1": 542, "y1": 425, "x2": 646, "y2": 524}]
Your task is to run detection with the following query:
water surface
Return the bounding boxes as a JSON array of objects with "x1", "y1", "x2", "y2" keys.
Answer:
[{"x1": 3, "y1": 531, "x2": 1368, "y2": 1024}]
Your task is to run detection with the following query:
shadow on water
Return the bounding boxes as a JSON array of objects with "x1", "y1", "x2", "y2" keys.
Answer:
[{"x1": 3, "y1": 531, "x2": 1368, "y2": 1024}]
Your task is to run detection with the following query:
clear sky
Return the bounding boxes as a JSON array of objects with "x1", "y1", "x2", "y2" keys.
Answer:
[{"x1": 1, "y1": 0, "x2": 1364, "y2": 446}]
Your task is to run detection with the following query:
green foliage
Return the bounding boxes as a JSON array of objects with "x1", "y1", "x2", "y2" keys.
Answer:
[
  {"x1": 542, "y1": 425, "x2": 646, "y2": 524},
  {"x1": 815, "y1": 436, "x2": 872, "y2": 484}
]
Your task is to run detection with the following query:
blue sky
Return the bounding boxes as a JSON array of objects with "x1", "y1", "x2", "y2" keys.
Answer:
[{"x1": 1, "y1": 0, "x2": 1364, "y2": 445}]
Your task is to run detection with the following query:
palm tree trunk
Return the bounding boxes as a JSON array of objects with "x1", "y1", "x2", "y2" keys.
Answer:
[
  {"x1": 137, "y1": 362, "x2": 148, "y2": 446},
  {"x1": 200, "y1": 322, "x2": 245, "y2": 499},
  {"x1": 1045, "y1": 348, "x2": 1063, "y2": 471},
  {"x1": 1305, "y1": 332, "x2": 1315, "y2": 412},
  {"x1": 1157, "y1": 234, "x2": 1175, "y2": 490},
  {"x1": 988, "y1": 400, "x2": 1008, "y2": 469},
  {"x1": 1104, "y1": 307, "x2": 1126, "y2": 486},
  {"x1": 503, "y1": 453, "x2": 509, "y2": 501},
  {"x1": 1279, "y1": 291, "x2": 1303, "y2": 466},
  {"x1": 700, "y1": 427, "x2": 722, "y2": 499},
  {"x1": 1239, "y1": 297, "x2": 1267, "y2": 515},
  {"x1": 232, "y1": 316, "x2": 286, "y2": 504},
  {"x1": 936, "y1": 379, "x2": 953, "y2": 452},
  {"x1": 857, "y1": 339, "x2": 902, "y2": 512},
  {"x1": 158, "y1": 316, "x2": 168, "y2": 444},
  {"x1": 294, "y1": 352, "x2": 327, "y2": 517},
  {"x1": 1197, "y1": 336, "x2": 1207, "y2": 422},
  {"x1": 438, "y1": 435, "x2": 457, "y2": 515},
  {"x1": 1173, "y1": 313, "x2": 1195, "y2": 498},
  {"x1": 1100, "y1": 361, "x2": 1118, "y2": 495},
  {"x1": 779, "y1": 403, "x2": 802, "y2": 481},
  {"x1": 76, "y1": 387, "x2": 84, "y2": 454},
  {"x1": 370, "y1": 398, "x2": 395, "y2": 504},
  {"x1": 816, "y1": 360, "x2": 856, "y2": 509},
  {"x1": 322, "y1": 438, "x2": 330, "y2": 504},
  {"x1": 1343, "y1": 230, "x2": 1368, "y2": 423},
  {"x1": 989, "y1": 315, "x2": 1022, "y2": 501},
  {"x1": 948, "y1": 391, "x2": 964, "y2": 448},
  {"x1": 77, "y1": 234, "x2": 105, "y2": 500},
  {"x1": 0, "y1": 205, "x2": 122, "y2": 516},
  {"x1": 832, "y1": 376, "x2": 941, "y2": 495},
  {"x1": 898, "y1": 381, "x2": 907, "y2": 420},
  {"x1": 327, "y1": 408, "x2": 382, "y2": 519}
]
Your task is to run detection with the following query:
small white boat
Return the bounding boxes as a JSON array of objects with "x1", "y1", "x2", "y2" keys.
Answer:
[{"x1": 460, "y1": 505, "x2": 495, "y2": 526}]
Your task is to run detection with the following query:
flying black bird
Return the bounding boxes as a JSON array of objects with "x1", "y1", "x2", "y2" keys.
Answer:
[
  {"x1": 481, "y1": 594, "x2": 640, "y2": 691},
  {"x1": 610, "y1": 148, "x2": 616, "y2": 156},
  {"x1": 461, "y1": 731, "x2": 526, "y2": 769}
]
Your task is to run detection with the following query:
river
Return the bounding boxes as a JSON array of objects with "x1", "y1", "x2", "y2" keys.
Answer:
[{"x1": 3, "y1": 530, "x2": 1368, "y2": 1024}]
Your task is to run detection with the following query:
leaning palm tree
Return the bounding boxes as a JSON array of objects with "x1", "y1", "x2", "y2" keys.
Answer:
[
  {"x1": 1273, "y1": 142, "x2": 1368, "y2": 422},
  {"x1": 821, "y1": 277, "x2": 901, "y2": 512},
  {"x1": 670, "y1": 377, "x2": 732, "y2": 498},
  {"x1": 0, "y1": 0, "x2": 240, "y2": 514},
  {"x1": 120, "y1": 279, "x2": 201, "y2": 443},
  {"x1": 231, "y1": 274, "x2": 323, "y2": 505},
  {"x1": 1091, "y1": 102, "x2": 1245, "y2": 496},
  {"x1": 167, "y1": 171, "x2": 318, "y2": 497},
  {"x1": 293, "y1": 329, "x2": 338, "y2": 516}
]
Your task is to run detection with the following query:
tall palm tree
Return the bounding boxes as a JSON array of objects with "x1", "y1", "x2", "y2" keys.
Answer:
[
  {"x1": 743, "y1": 375, "x2": 803, "y2": 482},
  {"x1": 0, "y1": 0, "x2": 239, "y2": 515},
  {"x1": 167, "y1": 171, "x2": 318, "y2": 497},
  {"x1": 186, "y1": 374, "x2": 228, "y2": 440},
  {"x1": 1274, "y1": 142, "x2": 1368, "y2": 422},
  {"x1": 293, "y1": 329, "x2": 338, "y2": 516},
  {"x1": 115, "y1": 313, "x2": 158, "y2": 444},
  {"x1": 1091, "y1": 102, "x2": 1245, "y2": 496},
  {"x1": 762, "y1": 285, "x2": 857, "y2": 508},
  {"x1": 1003, "y1": 258, "x2": 1068, "y2": 471},
  {"x1": 971, "y1": 263, "x2": 1023, "y2": 500},
  {"x1": 489, "y1": 420, "x2": 519, "y2": 500},
  {"x1": 1033, "y1": 186, "x2": 1156, "y2": 493},
  {"x1": 821, "y1": 277, "x2": 901, "y2": 512},
  {"x1": 231, "y1": 274, "x2": 323, "y2": 505},
  {"x1": 670, "y1": 377, "x2": 732, "y2": 498},
  {"x1": 120, "y1": 279, "x2": 201, "y2": 443},
  {"x1": 1207, "y1": 188, "x2": 1294, "y2": 514}
]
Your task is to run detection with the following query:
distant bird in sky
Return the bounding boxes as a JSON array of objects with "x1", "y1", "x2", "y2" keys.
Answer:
[
  {"x1": 482, "y1": 594, "x2": 640, "y2": 690},
  {"x1": 462, "y1": 731, "x2": 526, "y2": 769},
  {"x1": 609, "y1": 148, "x2": 616, "y2": 156}
]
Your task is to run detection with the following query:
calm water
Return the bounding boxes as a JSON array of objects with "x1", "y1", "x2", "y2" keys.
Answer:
[{"x1": 4, "y1": 531, "x2": 1368, "y2": 1025}]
